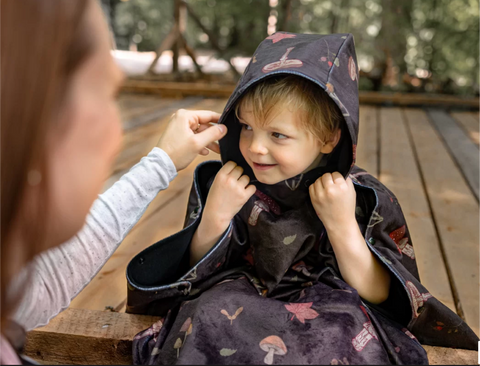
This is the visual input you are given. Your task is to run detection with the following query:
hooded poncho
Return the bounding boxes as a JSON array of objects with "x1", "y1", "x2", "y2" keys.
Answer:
[{"x1": 126, "y1": 32, "x2": 478, "y2": 365}]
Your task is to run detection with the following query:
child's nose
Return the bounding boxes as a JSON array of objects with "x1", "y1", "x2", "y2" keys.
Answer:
[{"x1": 249, "y1": 138, "x2": 268, "y2": 155}]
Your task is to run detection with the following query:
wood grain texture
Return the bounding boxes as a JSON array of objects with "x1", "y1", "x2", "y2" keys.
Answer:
[
  {"x1": 450, "y1": 111, "x2": 479, "y2": 146},
  {"x1": 378, "y1": 107, "x2": 455, "y2": 312},
  {"x1": 404, "y1": 108, "x2": 479, "y2": 335},
  {"x1": 24, "y1": 309, "x2": 478, "y2": 365},
  {"x1": 120, "y1": 81, "x2": 479, "y2": 107},
  {"x1": 24, "y1": 308, "x2": 160, "y2": 365},
  {"x1": 427, "y1": 109, "x2": 479, "y2": 201},
  {"x1": 423, "y1": 345, "x2": 478, "y2": 365},
  {"x1": 356, "y1": 105, "x2": 378, "y2": 177}
]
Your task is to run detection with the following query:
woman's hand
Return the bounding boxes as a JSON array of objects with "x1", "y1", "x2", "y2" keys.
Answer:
[
  {"x1": 190, "y1": 162, "x2": 256, "y2": 265},
  {"x1": 157, "y1": 109, "x2": 227, "y2": 171},
  {"x1": 309, "y1": 172, "x2": 356, "y2": 231}
]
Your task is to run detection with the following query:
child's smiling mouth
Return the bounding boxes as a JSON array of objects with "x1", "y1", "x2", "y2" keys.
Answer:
[{"x1": 252, "y1": 162, "x2": 278, "y2": 171}]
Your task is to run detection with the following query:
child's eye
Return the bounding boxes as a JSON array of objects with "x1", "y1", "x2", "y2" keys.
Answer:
[
  {"x1": 240, "y1": 123, "x2": 252, "y2": 131},
  {"x1": 272, "y1": 132, "x2": 288, "y2": 139}
]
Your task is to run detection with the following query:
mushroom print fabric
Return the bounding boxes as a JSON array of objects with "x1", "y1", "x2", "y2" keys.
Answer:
[{"x1": 127, "y1": 32, "x2": 478, "y2": 365}]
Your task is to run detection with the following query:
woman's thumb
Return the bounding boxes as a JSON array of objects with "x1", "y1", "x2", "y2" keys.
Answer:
[{"x1": 194, "y1": 124, "x2": 227, "y2": 148}]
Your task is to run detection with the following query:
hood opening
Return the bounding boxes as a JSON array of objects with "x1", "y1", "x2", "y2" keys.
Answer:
[{"x1": 219, "y1": 73, "x2": 353, "y2": 186}]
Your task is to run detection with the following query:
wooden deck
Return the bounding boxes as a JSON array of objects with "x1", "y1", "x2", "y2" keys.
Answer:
[{"x1": 27, "y1": 94, "x2": 479, "y2": 364}]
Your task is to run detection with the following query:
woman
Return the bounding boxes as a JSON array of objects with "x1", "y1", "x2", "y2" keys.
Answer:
[{"x1": 0, "y1": 1, "x2": 227, "y2": 363}]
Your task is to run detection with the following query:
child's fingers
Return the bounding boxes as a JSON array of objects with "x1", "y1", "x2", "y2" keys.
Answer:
[
  {"x1": 332, "y1": 172, "x2": 344, "y2": 184},
  {"x1": 346, "y1": 177, "x2": 355, "y2": 191},
  {"x1": 229, "y1": 165, "x2": 244, "y2": 180},
  {"x1": 321, "y1": 173, "x2": 334, "y2": 187},
  {"x1": 221, "y1": 161, "x2": 238, "y2": 175},
  {"x1": 199, "y1": 148, "x2": 209, "y2": 156},
  {"x1": 245, "y1": 184, "x2": 257, "y2": 197},
  {"x1": 238, "y1": 174, "x2": 251, "y2": 188}
]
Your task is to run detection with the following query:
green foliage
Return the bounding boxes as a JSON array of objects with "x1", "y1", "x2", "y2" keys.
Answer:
[{"x1": 106, "y1": 0, "x2": 479, "y2": 94}]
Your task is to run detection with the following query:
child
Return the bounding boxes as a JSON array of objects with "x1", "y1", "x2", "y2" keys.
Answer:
[{"x1": 127, "y1": 33, "x2": 478, "y2": 365}]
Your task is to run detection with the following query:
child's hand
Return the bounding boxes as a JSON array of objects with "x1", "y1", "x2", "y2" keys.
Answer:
[
  {"x1": 309, "y1": 172, "x2": 356, "y2": 231},
  {"x1": 203, "y1": 161, "x2": 256, "y2": 230},
  {"x1": 191, "y1": 162, "x2": 255, "y2": 265}
]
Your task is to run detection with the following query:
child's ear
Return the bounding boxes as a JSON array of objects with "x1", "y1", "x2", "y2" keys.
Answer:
[{"x1": 320, "y1": 129, "x2": 341, "y2": 154}]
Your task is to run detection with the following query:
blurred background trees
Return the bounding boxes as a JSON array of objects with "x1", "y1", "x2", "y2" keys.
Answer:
[{"x1": 100, "y1": 0, "x2": 479, "y2": 95}]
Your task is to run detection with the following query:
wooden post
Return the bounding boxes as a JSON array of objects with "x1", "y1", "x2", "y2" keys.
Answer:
[
  {"x1": 172, "y1": 0, "x2": 181, "y2": 73},
  {"x1": 147, "y1": 0, "x2": 204, "y2": 76}
]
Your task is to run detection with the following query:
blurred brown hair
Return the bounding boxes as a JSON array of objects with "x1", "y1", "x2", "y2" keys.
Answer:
[{"x1": 1, "y1": 0, "x2": 94, "y2": 330}]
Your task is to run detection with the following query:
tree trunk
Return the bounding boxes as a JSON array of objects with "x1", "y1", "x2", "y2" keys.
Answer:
[{"x1": 278, "y1": 0, "x2": 292, "y2": 32}]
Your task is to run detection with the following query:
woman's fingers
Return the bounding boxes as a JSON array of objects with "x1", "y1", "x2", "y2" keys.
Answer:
[
  {"x1": 205, "y1": 141, "x2": 221, "y2": 154},
  {"x1": 177, "y1": 109, "x2": 221, "y2": 131},
  {"x1": 199, "y1": 148, "x2": 209, "y2": 156},
  {"x1": 194, "y1": 124, "x2": 227, "y2": 152}
]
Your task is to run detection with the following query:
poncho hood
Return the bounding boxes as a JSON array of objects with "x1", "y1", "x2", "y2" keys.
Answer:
[{"x1": 218, "y1": 32, "x2": 359, "y2": 184}]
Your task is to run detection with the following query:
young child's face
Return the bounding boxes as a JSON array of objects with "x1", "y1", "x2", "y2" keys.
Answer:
[{"x1": 239, "y1": 106, "x2": 329, "y2": 185}]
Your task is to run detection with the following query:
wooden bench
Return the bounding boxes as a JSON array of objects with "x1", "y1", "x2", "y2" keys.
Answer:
[
  {"x1": 25, "y1": 94, "x2": 479, "y2": 364},
  {"x1": 25, "y1": 308, "x2": 477, "y2": 365}
]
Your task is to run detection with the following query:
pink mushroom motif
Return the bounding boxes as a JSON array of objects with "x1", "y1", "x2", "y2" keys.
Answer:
[
  {"x1": 133, "y1": 318, "x2": 164, "y2": 341},
  {"x1": 352, "y1": 306, "x2": 378, "y2": 351},
  {"x1": 406, "y1": 281, "x2": 432, "y2": 317},
  {"x1": 389, "y1": 225, "x2": 415, "y2": 259},
  {"x1": 248, "y1": 200, "x2": 269, "y2": 226},
  {"x1": 348, "y1": 56, "x2": 357, "y2": 81},
  {"x1": 259, "y1": 336, "x2": 287, "y2": 365},
  {"x1": 262, "y1": 47, "x2": 303, "y2": 73},
  {"x1": 266, "y1": 32, "x2": 297, "y2": 44},
  {"x1": 254, "y1": 189, "x2": 281, "y2": 215}
]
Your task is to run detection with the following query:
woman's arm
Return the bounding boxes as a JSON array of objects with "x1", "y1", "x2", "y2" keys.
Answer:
[{"x1": 11, "y1": 148, "x2": 176, "y2": 331}]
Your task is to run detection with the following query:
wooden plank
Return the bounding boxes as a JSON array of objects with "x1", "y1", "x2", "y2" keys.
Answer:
[
  {"x1": 69, "y1": 99, "x2": 227, "y2": 311},
  {"x1": 24, "y1": 308, "x2": 160, "y2": 365},
  {"x1": 356, "y1": 105, "x2": 378, "y2": 177},
  {"x1": 122, "y1": 96, "x2": 203, "y2": 131},
  {"x1": 451, "y1": 111, "x2": 479, "y2": 146},
  {"x1": 427, "y1": 109, "x2": 479, "y2": 201},
  {"x1": 122, "y1": 79, "x2": 235, "y2": 98},
  {"x1": 404, "y1": 108, "x2": 479, "y2": 336},
  {"x1": 120, "y1": 80, "x2": 479, "y2": 108},
  {"x1": 359, "y1": 92, "x2": 479, "y2": 108},
  {"x1": 118, "y1": 94, "x2": 169, "y2": 122},
  {"x1": 378, "y1": 108, "x2": 456, "y2": 312},
  {"x1": 24, "y1": 308, "x2": 478, "y2": 365},
  {"x1": 423, "y1": 345, "x2": 478, "y2": 365}
]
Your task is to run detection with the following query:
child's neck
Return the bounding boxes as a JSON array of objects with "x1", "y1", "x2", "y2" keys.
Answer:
[{"x1": 302, "y1": 153, "x2": 325, "y2": 174}]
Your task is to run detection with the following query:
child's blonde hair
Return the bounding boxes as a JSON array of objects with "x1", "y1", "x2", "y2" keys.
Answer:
[{"x1": 235, "y1": 75, "x2": 342, "y2": 144}]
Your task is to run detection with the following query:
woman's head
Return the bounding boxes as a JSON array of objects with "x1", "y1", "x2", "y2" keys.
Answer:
[
  {"x1": 1, "y1": 0, "x2": 124, "y2": 324},
  {"x1": 235, "y1": 75, "x2": 342, "y2": 184}
]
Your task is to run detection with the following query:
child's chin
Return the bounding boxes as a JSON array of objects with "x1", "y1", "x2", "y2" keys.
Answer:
[{"x1": 253, "y1": 174, "x2": 283, "y2": 185}]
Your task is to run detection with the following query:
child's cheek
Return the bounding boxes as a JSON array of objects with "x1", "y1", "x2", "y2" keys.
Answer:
[{"x1": 239, "y1": 135, "x2": 251, "y2": 164}]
